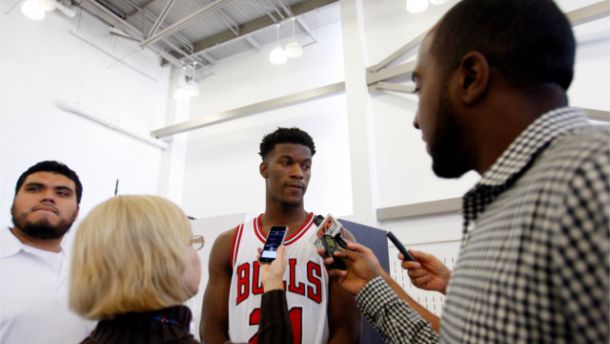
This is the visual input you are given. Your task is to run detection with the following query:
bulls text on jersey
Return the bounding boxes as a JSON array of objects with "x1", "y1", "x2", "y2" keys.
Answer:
[{"x1": 234, "y1": 258, "x2": 323, "y2": 305}]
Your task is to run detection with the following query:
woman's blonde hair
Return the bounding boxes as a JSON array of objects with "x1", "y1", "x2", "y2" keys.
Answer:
[{"x1": 69, "y1": 195, "x2": 193, "y2": 320}]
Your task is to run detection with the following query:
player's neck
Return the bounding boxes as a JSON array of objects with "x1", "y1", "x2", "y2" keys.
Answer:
[{"x1": 261, "y1": 208, "x2": 309, "y2": 236}]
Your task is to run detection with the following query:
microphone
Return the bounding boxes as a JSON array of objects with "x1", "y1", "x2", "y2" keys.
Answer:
[
  {"x1": 313, "y1": 214, "x2": 348, "y2": 270},
  {"x1": 314, "y1": 214, "x2": 324, "y2": 226}
]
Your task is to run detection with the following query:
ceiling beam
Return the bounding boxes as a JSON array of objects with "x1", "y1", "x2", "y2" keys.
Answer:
[
  {"x1": 140, "y1": 0, "x2": 236, "y2": 48},
  {"x1": 192, "y1": 0, "x2": 337, "y2": 54},
  {"x1": 198, "y1": 51, "x2": 217, "y2": 64},
  {"x1": 567, "y1": 1, "x2": 609, "y2": 26},
  {"x1": 245, "y1": 36, "x2": 262, "y2": 50},
  {"x1": 76, "y1": 0, "x2": 184, "y2": 68},
  {"x1": 124, "y1": 0, "x2": 156, "y2": 18},
  {"x1": 218, "y1": 9, "x2": 240, "y2": 35},
  {"x1": 256, "y1": 0, "x2": 280, "y2": 22},
  {"x1": 147, "y1": 0, "x2": 176, "y2": 38},
  {"x1": 151, "y1": 81, "x2": 345, "y2": 138},
  {"x1": 276, "y1": 0, "x2": 317, "y2": 43},
  {"x1": 369, "y1": 82, "x2": 415, "y2": 94},
  {"x1": 122, "y1": 0, "x2": 197, "y2": 58}
]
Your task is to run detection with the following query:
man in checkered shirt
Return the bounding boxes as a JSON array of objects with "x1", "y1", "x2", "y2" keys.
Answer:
[{"x1": 324, "y1": 0, "x2": 609, "y2": 343}]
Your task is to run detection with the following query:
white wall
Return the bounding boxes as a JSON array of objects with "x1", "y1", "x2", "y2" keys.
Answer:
[
  {"x1": 180, "y1": 21, "x2": 354, "y2": 220},
  {"x1": 570, "y1": 17, "x2": 610, "y2": 111},
  {"x1": 0, "y1": 3, "x2": 171, "y2": 232},
  {"x1": 359, "y1": 0, "x2": 464, "y2": 247},
  {"x1": 360, "y1": 0, "x2": 610, "y2": 248}
]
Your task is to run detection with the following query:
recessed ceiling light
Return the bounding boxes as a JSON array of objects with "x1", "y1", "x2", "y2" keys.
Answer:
[
  {"x1": 406, "y1": 0, "x2": 429, "y2": 14},
  {"x1": 269, "y1": 46, "x2": 287, "y2": 64},
  {"x1": 21, "y1": 0, "x2": 46, "y2": 20}
]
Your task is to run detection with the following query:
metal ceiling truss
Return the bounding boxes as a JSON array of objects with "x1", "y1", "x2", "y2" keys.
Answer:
[
  {"x1": 75, "y1": 0, "x2": 337, "y2": 70},
  {"x1": 121, "y1": 0, "x2": 199, "y2": 58},
  {"x1": 190, "y1": 0, "x2": 336, "y2": 58},
  {"x1": 157, "y1": 0, "x2": 332, "y2": 66},
  {"x1": 139, "y1": 0, "x2": 236, "y2": 48},
  {"x1": 77, "y1": 0, "x2": 206, "y2": 69},
  {"x1": 123, "y1": 0, "x2": 155, "y2": 18},
  {"x1": 75, "y1": 0, "x2": 184, "y2": 68},
  {"x1": 275, "y1": 0, "x2": 317, "y2": 43},
  {"x1": 146, "y1": 0, "x2": 176, "y2": 38}
]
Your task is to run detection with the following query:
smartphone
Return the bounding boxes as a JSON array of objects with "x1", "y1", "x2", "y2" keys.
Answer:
[
  {"x1": 259, "y1": 226, "x2": 288, "y2": 263},
  {"x1": 386, "y1": 231, "x2": 416, "y2": 262},
  {"x1": 321, "y1": 234, "x2": 347, "y2": 270}
]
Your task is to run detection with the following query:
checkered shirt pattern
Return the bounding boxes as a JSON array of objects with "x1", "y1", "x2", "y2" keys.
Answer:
[{"x1": 357, "y1": 107, "x2": 609, "y2": 343}]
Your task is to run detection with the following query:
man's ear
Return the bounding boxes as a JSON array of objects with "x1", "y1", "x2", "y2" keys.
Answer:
[
  {"x1": 456, "y1": 51, "x2": 489, "y2": 105},
  {"x1": 260, "y1": 161, "x2": 268, "y2": 178}
]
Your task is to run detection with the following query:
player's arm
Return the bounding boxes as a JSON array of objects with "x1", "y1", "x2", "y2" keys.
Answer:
[
  {"x1": 328, "y1": 229, "x2": 362, "y2": 343},
  {"x1": 200, "y1": 228, "x2": 236, "y2": 343}
]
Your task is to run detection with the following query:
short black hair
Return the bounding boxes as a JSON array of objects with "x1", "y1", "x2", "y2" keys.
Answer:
[
  {"x1": 15, "y1": 161, "x2": 83, "y2": 204},
  {"x1": 259, "y1": 127, "x2": 316, "y2": 160},
  {"x1": 430, "y1": 0, "x2": 575, "y2": 91}
]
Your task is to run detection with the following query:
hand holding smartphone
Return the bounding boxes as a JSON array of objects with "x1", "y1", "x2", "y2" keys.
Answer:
[
  {"x1": 259, "y1": 226, "x2": 288, "y2": 263},
  {"x1": 386, "y1": 231, "x2": 416, "y2": 262},
  {"x1": 321, "y1": 234, "x2": 347, "y2": 270}
]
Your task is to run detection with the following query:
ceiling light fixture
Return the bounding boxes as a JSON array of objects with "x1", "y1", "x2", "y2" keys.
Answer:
[
  {"x1": 269, "y1": 24, "x2": 287, "y2": 65},
  {"x1": 406, "y1": 0, "x2": 429, "y2": 13},
  {"x1": 284, "y1": 17, "x2": 303, "y2": 59},
  {"x1": 174, "y1": 65, "x2": 200, "y2": 101},
  {"x1": 21, "y1": 0, "x2": 47, "y2": 20},
  {"x1": 21, "y1": 0, "x2": 76, "y2": 20}
]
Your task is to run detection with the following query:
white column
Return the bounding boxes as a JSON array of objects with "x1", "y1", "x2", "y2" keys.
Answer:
[
  {"x1": 340, "y1": 0, "x2": 379, "y2": 226},
  {"x1": 158, "y1": 69, "x2": 190, "y2": 206}
]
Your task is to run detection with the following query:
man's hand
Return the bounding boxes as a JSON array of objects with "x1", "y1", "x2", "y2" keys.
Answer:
[
  {"x1": 258, "y1": 245, "x2": 287, "y2": 292},
  {"x1": 400, "y1": 250, "x2": 451, "y2": 295},
  {"x1": 321, "y1": 240, "x2": 385, "y2": 295}
]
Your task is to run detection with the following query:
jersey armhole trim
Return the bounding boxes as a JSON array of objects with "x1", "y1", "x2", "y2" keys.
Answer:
[{"x1": 230, "y1": 224, "x2": 244, "y2": 267}]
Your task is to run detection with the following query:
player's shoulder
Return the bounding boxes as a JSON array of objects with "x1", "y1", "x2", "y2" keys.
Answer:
[{"x1": 211, "y1": 226, "x2": 240, "y2": 252}]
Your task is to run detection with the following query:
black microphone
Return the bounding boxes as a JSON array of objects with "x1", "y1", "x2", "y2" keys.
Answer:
[{"x1": 314, "y1": 214, "x2": 324, "y2": 226}]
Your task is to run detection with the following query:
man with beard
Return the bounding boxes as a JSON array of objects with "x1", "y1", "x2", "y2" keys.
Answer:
[
  {"x1": 321, "y1": 0, "x2": 609, "y2": 343},
  {"x1": 200, "y1": 127, "x2": 361, "y2": 343},
  {"x1": 1, "y1": 161, "x2": 94, "y2": 343}
]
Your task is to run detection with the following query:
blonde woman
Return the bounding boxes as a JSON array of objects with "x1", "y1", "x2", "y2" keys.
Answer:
[{"x1": 69, "y1": 195, "x2": 291, "y2": 343}]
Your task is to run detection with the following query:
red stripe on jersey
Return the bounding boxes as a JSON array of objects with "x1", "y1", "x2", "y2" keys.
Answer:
[
  {"x1": 254, "y1": 215, "x2": 266, "y2": 243},
  {"x1": 254, "y1": 212, "x2": 315, "y2": 246},
  {"x1": 230, "y1": 224, "x2": 244, "y2": 267},
  {"x1": 284, "y1": 212, "x2": 314, "y2": 245}
]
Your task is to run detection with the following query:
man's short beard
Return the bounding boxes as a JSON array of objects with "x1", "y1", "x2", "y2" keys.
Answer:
[
  {"x1": 429, "y1": 84, "x2": 473, "y2": 179},
  {"x1": 11, "y1": 209, "x2": 74, "y2": 240}
]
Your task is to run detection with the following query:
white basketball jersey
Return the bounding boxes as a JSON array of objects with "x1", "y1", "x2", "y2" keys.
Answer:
[{"x1": 228, "y1": 213, "x2": 329, "y2": 344}]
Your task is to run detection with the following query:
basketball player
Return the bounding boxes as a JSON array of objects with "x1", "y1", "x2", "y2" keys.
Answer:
[{"x1": 200, "y1": 127, "x2": 361, "y2": 343}]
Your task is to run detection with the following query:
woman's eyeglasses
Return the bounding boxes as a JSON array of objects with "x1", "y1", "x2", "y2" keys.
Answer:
[{"x1": 190, "y1": 234, "x2": 205, "y2": 251}]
